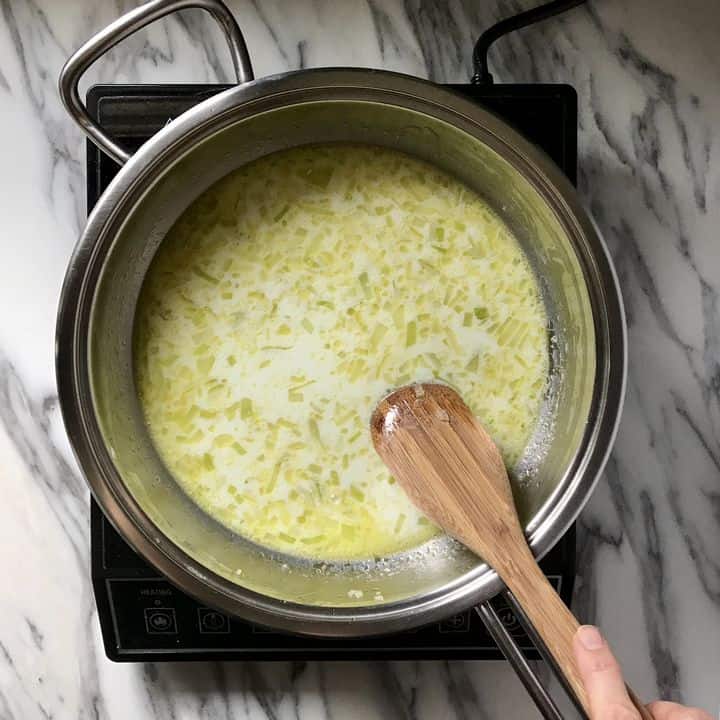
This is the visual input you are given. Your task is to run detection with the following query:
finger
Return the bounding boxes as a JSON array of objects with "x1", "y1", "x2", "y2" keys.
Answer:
[
  {"x1": 647, "y1": 701, "x2": 714, "y2": 720},
  {"x1": 573, "y1": 625, "x2": 639, "y2": 719}
]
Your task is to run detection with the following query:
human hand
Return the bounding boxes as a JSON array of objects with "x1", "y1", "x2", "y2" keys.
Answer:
[{"x1": 573, "y1": 625, "x2": 713, "y2": 720}]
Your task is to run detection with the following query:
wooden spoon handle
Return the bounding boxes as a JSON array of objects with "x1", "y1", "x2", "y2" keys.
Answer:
[
  {"x1": 502, "y1": 555, "x2": 652, "y2": 719},
  {"x1": 370, "y1": 384, "x2": 650, "y2": 718},
  {"x1": 503, "y1": 556, "x2": 588, "y2": 712}
]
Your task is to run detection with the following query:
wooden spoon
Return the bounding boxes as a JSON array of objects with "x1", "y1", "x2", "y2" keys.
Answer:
[{"x1": 371, "y1": 382, "x2": 651, "y2": 720}]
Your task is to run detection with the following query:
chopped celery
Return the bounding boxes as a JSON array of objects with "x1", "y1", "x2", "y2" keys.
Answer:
[
  {"x1": 273, "y1": 204, "x2": 290, "y2": 222},
  {"x1": 405, "y1": 320, "x2": 417, "y2": 347},
  {"x1": 358, "y1": 271, "x2": 370, "y2": 297},
  {"x1": 196, "y1": 356, "x2": 214, "y2": 374},
  {"x1": 392, "y1": 305, "x2": 404, "y2": 329},
  {"x1": 240, "y1": 398, "x2": 253, "y2": 419},
  {"x1": 191, "y1": 266, "x2": 220, "y2": 284},
  {"x1": 308, "y1": 418, "x2": 324, "y2": 448},
  {"x1": 369, "y1": 323, "x2": 388, "y2": 351}
]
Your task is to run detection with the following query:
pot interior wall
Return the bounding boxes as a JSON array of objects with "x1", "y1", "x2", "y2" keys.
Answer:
[{"x1": 88, "y1": 98, "x2": 596, "y2": 609}]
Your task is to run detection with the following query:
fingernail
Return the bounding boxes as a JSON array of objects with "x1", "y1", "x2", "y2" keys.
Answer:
[{"x1": 578, "y1": 625, "x2": 604, "y2": 650}]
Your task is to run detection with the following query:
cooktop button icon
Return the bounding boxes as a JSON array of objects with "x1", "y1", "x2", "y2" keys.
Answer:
[
  {"x1": 497, "y1": 606, "x2": 523, "y2": 636},
  {"x1": 198, "y1": 608, "x2": 230, "y2": 634},
  {"x1": 144, "y1": 607, "x2": 177, "y2": 634},
  {"x1": 439, "y1": 612, "x2": 470, "y2": 633}
]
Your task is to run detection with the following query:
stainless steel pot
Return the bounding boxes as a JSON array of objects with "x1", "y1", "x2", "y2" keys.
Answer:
[{"x1": 57, "y1": 0, "x2": 625, "y2": 647}]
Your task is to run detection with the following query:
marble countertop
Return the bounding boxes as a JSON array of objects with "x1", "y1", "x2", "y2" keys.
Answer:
[{"x1": 1, "y1": 0, "x2": 718, "y2": 717}]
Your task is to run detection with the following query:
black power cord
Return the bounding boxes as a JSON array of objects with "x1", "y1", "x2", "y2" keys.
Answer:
[{"x1": 472, "y1": 0, "x2": 587, "y2": 84}]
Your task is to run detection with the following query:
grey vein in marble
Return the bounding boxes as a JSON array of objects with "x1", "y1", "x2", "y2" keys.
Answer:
[{"x1": 0, "y1": 0, "x2": 718, "y2": 718}]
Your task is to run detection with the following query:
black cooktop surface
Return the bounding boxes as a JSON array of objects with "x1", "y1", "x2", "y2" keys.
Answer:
[{"x1": 87, "y1": 82, "x2": 577, "y2": 662}]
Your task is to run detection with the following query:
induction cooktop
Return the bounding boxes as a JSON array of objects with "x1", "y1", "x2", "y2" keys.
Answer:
[{"x1": 86, "y1": 81, "x2": 578, "y2": 662}]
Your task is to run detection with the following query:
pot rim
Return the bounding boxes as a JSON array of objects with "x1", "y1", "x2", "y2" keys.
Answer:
[{"x1": 56, "y1": 67, "x2": 627, "y2": 636}]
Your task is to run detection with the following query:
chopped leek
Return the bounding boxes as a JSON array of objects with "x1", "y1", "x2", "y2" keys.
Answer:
[
  {"x1": 405, "y1": 320, "x2": 417, "y2": 347},
  {"x1": 135, "y1": 144, "x2": 548, "y2": 562}
]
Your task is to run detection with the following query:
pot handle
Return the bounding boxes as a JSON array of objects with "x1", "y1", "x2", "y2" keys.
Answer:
[
  {"x1": 59, "y1": 0, "x2": 254, "y2": 165},
  {"x1": 477, "y1": 598, "x2": 568, "y2": 719},
  {"x1": 478, "y1": 593, "x2": 652, "y2": 720}
]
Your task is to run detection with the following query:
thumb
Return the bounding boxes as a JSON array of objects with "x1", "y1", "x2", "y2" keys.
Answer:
[{"x1": 573, "y1": 625, "x2": 640, "y2": 719}]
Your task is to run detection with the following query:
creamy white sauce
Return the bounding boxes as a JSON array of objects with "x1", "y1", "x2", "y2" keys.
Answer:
[{"x1": 135, "y1": 145, "x2": 548, "y2": 560}]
